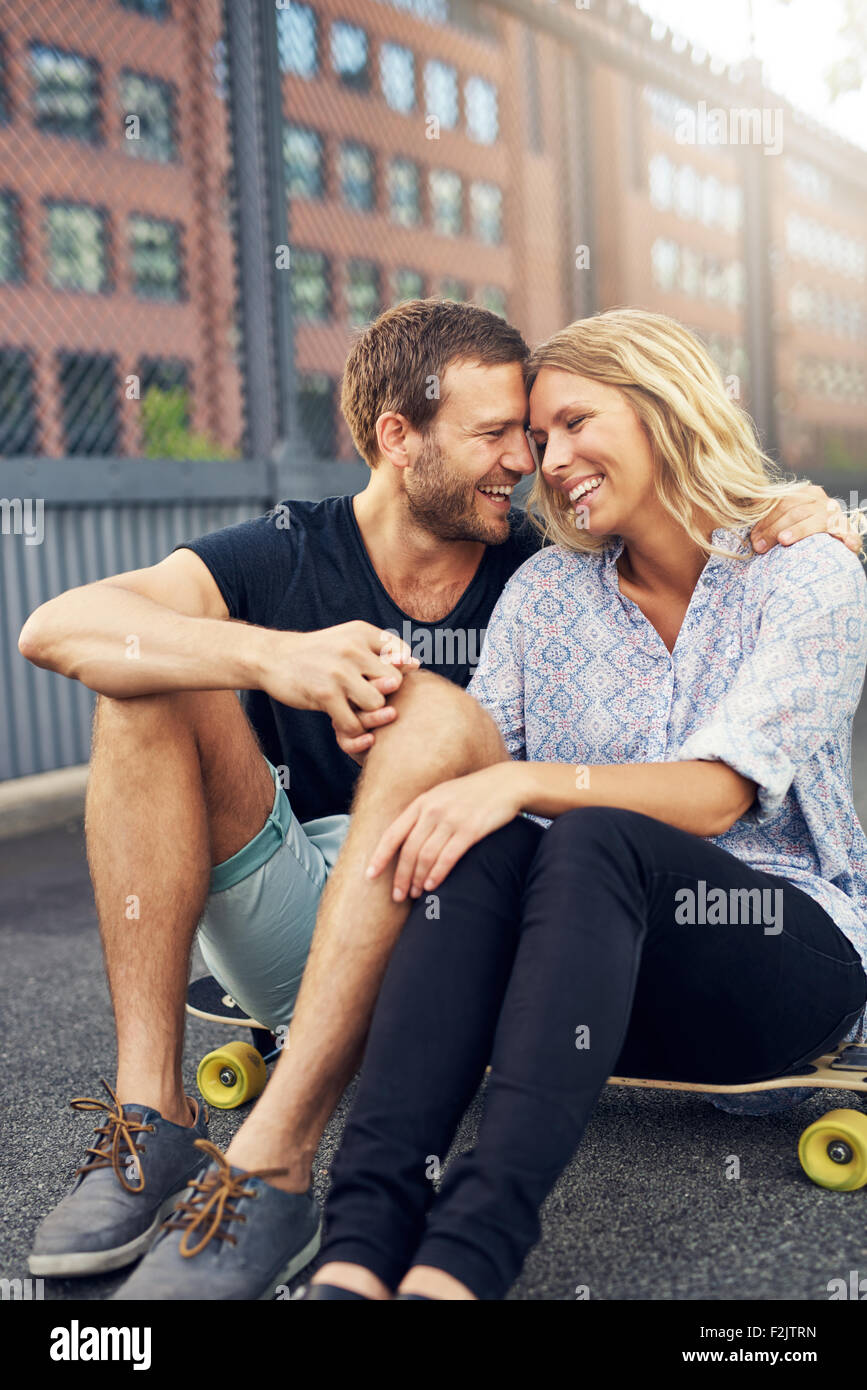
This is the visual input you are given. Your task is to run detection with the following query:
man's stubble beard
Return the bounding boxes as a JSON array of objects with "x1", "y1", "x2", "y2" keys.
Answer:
[{"x1": 404, "y1": 434, "x2": 510, "y2": 545}]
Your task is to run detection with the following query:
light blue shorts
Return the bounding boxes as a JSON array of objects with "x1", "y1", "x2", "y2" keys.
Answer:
[{"x1": 196, "y1": 759, "x2": 350, "y2": 1033}]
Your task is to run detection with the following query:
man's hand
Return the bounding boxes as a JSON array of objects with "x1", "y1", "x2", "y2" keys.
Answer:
[
  {"x1": 751, "y1": 485, "x2": 862, "y2": 554},
  {"x1": 332, "y1": 663, "x2": 419, "y2": 764},
  {"x1": 260, "y1": 621, "x2": 418, "y2": 738}
]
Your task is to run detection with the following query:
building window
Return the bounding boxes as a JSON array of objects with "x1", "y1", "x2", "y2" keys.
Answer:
[
  {"x1": 387, "y1": 0, "x2": 449, "y2": 20},
  {"x1": 465, "y1": 76, "x2": 497, "y2": 144},
  {"x1": 138, "y1": 356, "x2": 191, "y2": 448},
  {"x1": 331, "y1": 21, "x2": 369, "y2": 91},
  {"x1": 722, "y1": 185, "x2": 743, "y2": 235},
  {"x1": 438, "y1": 278, "x2": 465, "y2": 301},
  {"x1": 46, "y1": 203, "x2": 109, "y2": 292},
  {"x1": 478, "y1": 285, "x2": 506, "y2": 317},
  {"x1": 673, "y1": 164, "x2": 698, "y2": 220},
  {"x1": 292, "y1": 249, "x2": 330, "y2": 320},
  {"x1": 785, "y1": 157, "x2": 831, "y2": 204},
  {"x1": 786, "y1": 213, "x2": 867, "y2": 280},
  {"x1": 284, "y1": 125, "x2": 323, "y2": 199},
  {"x1": 391, "y1": 268, "x2": 425, "y2": 302},
  {"x1": 129, "y1": 216, "x2": 182, "y2": 300},
  {"x1": 119, "y1": 0, "x2": 171, "y2": 17},
  {"x1": 339, "y1": 142, "x2": 375, "y2": 211},
  {"x1": 429, "y1": 169, "x2": 462, "y2": 236},
  {"x1": 700, "y1": 175, "x2": 723, "y2": 228},
  {"x1": 679, "y1": 246, "x2": 701, "y2": 298},
  {"x1": 387, "y1": 157, "x2": 420, "y2": 227},
  {"x1": 380, "y1": 42, "x2": 414, "y2": 113},
  {"x1": 703, "y1": 256, "x2": 727, "y2": 303},
  {"x1": 0, "y1": 191, "x2": 22, "y2": 283},
  {"x1": 119, "y1": 71, "x2": 175, "y2": 162},
  {"x1": 470, "y1": 181, "x2": 502, "y2": 244},
  {"x1": 298, "y1": 373, "x2": 336, "y2": 457},
  {"x1": 648, "y1": 154, "x2": 673, "y2": 210},
  {"x1": 0, "y1": 350, "x2": 39, "y2": 455},
  {"x1": 643, "y1": 85, "x2": 683, "y2": 137},
  {"x1": 346, "y1": 259, "x2": 380, "y2": 325},
  {"x1": 277, "y1": 2, "x2": 318, "y2": 79},
  {"x1": 651, "y1": 238, "x2": 744, "y2": 306},
  {"x1": 30, "y1": 44, "x2": 101, "y2": 142},
  {"x1": 424, "y1": 59, "x2": 458, "y2": 129},
  {"x1": 650, "y1": 238, "x2": 679, "y2": 291},
  {"x1": 139, "y1": 356, "x2": 189, "y2": 401},
  {"x1": 57, "y1": 351, "x2": 120, "y2": 455}
]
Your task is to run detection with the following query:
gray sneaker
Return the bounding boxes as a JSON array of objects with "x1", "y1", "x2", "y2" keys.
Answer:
[
  {"x1": 112, "y1": 1142, "x2": 322, "y2": 1300},
  {"x1": 29, "y1": 1079, "x2": 209, "y2": 1277}
]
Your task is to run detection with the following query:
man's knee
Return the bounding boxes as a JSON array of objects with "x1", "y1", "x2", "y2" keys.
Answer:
[
  {"x1": 91, "y1": 689, "x2": 248, "y2": 762},
  {"x1": 365, "y1": 670, "x2": 506, "y2": 776}
]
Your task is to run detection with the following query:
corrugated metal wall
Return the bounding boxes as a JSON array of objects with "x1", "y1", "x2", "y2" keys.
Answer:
[{"x1": 1, "y1": 499, "x2": 263, "y2": 780}]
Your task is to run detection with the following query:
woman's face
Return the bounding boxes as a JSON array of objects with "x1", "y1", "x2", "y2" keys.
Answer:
[{"x1": 528, "y1": 368, "x2": 658, "y2": 539}]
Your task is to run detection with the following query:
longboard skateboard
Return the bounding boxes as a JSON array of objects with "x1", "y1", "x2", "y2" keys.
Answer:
[
  {"x1": 187, "y1": 974, "x2": 867, "y2": 1190},
  {"x1": 609, "y1": 1046, "x2": 867, "y2": 1191},
  {"x1": 186, "y1": 975, "x2": 281, "y2": 1109}
]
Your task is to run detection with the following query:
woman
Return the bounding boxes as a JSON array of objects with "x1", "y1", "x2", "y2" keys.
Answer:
[{"x1": 303, "y1": 309, "x2": 867, "y2": 1301}]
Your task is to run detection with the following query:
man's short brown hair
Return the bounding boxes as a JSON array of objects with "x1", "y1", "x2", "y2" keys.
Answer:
[{"x1": 340, "y1": 298, "x2": 530, "y2": 467}]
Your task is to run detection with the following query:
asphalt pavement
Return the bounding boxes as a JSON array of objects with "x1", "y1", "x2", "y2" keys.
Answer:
[{"x1": 2, "y1": 699, "x2": 867, "y2": 1301}]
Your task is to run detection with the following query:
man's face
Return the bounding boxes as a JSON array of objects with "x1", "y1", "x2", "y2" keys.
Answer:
[{"x1": 403, "y1": 360, "x2": 536, "y2": 544}]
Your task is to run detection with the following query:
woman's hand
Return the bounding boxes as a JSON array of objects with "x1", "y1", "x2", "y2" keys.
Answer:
[
  {"x1": 751, "y1": 485, "x2": 861, "y2": 554},
  {"x1": 366, "y1": 762, "x2": 525, "y2": 902}
]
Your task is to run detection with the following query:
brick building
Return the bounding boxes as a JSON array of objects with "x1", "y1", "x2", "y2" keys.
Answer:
[{"x1": 0, "y1": 0, "x2": 865, "y2": 471}]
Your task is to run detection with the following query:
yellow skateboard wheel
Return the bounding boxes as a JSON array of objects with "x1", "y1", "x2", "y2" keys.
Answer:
[
  {"x1": 798, "y1": 1108, "x2": 867, "y2": 1190},
  {"x1": 196, "y1": 1040, "x2": 267, "y2": 1110}
]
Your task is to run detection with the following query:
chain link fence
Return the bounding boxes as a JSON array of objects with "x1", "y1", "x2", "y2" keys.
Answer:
[
  {"x1": 0, "y1": 0, "x2": 244, "y2": 463},
  {"x1": 0, "y1": 0, "x2": 865, "y2": 473}
]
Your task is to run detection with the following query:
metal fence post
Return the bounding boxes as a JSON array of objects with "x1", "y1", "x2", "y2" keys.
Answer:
[
  {"x1": 739, "y1": 67, "x2": 779, "y2": 461},
  {"x1": 257, "y1": 0, "x2": 307, "y2": 500},
  {"x1": 224, "y1": 0, "x2": 302, "y2": 501}
]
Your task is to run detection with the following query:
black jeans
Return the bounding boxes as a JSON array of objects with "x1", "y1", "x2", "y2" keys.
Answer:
[{"x1": 320, "y1": 808, "x2": 867, "y2": 1299}]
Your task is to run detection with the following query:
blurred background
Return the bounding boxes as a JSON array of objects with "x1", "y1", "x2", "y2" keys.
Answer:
[{"x1": 0, "y1": 0, "x2": 865, "y2": 781}]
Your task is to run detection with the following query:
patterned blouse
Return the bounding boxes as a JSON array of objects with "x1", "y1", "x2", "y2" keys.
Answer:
[{"x1": 468, "y1": 528, "x2": 867, "y2": 1063}]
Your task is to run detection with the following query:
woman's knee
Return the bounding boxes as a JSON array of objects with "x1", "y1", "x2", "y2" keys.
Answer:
[
  {"x1": 434, "y1": 816, "x2": 543, "y2": 897},
  {"x1": 541, "y1": 805, "x2": 649, "y2": 854}
]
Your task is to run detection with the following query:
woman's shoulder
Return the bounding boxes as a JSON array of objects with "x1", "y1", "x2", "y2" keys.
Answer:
[
  {"x1": 745, "y1": 531, "x2": 866, "y2": 597},
  {"x1": 505, "y1": 541, "x2": 607, "y2": 589}
]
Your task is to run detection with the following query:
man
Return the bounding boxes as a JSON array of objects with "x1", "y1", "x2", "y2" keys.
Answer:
[{"x1": 18, "y1": 299, "x2": 854, "y2": 1298}]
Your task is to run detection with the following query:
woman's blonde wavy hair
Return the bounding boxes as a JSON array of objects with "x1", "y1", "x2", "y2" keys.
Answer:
[{"x1": 526, "y1": 308, "x2": 815, "y2": 558}]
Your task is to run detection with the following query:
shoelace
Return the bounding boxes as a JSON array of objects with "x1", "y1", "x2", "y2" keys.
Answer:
[
  {"x1": 163, "y1": 1139, "x2": 290, "y2": 1258},
  {"x1": 70, "y1": 1078, "x2": 155, "y2": 1194}
]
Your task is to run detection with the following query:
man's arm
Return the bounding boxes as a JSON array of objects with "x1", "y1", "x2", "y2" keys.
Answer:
[{"x1": 18, "y1": 549, "x2": 415, "y2": 738}]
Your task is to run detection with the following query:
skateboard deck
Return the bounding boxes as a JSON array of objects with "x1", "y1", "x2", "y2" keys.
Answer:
[
  {"x1": 186, "y1": 974, "x2": 267, "y2": 1031},
  {"x1": 608, "y1": 1044, "x2": 867, "y2": 1096}
]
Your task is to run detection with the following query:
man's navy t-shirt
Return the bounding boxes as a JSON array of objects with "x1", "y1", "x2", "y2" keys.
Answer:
[{"x1": 177, "y1": 495, "x2": 541, "y2": 824}]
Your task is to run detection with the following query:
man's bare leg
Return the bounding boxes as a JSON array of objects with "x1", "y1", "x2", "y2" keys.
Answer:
[
  {"x1": 223, "y1": 671, "x2": 507, "y2": 1189},
  {"x1": 86, "y1": 689, "x2": 275, "y2": 1126}
]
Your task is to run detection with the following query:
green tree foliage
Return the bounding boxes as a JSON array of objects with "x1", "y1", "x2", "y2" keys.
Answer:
[{"x1": 140, "y1": 386, "x2": 235, "y2": 460}]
